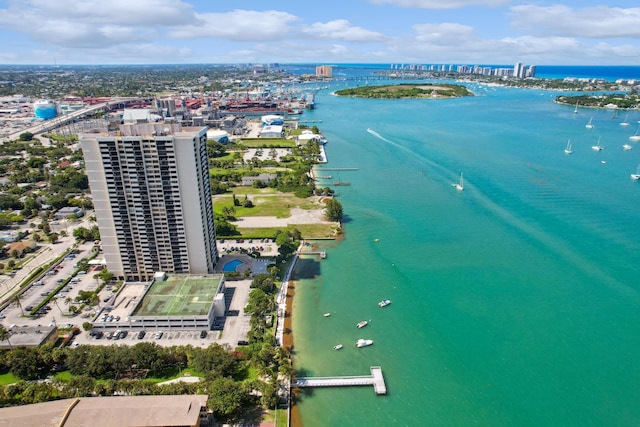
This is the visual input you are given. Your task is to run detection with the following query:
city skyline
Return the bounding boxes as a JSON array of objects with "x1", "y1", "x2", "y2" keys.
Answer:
[{"x1": 0, "y1": 1, "x2": 638, "y2": 66}]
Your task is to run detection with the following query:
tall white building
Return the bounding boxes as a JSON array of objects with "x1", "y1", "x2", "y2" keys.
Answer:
[{"x1": 81, "y1": 123, "x2": 218, "y2": 281}]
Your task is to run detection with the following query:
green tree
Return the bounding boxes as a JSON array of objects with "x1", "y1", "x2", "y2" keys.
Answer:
[
  {"x1": 7, "y1": 347, "x2": 44, "y2": 380},
  {"x1": 324, "y1": 198, "x2": 343, "y2": 221},
  {"x1": 18, "y1": 132, "x2": 34, "y2": 141},
  {"x1": 206, "y1": 377, "x2": 247, "y2": 421}
]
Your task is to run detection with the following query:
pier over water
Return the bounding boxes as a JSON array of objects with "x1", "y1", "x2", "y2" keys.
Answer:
[{"x1": 293, "y1": 366, "x2": 387, "y2": 395}]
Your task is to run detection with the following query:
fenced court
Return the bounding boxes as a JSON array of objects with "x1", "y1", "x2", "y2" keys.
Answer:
[{"x1": 133, "y1": 276, "x2": 222, "y2": 317}]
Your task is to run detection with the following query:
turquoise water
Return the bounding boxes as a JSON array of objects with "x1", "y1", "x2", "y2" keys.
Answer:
[
  {"x1": 291, "y1": 79, "x2": 640, "y2": 426},
  {"x1": 222, "y1": 259, "x2": 244, "y2": 272}
]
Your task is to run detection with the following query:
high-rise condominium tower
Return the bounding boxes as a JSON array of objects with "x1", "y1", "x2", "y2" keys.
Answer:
[{"x1": 81, "y1": 123, "x2": 217, "y2": 281}]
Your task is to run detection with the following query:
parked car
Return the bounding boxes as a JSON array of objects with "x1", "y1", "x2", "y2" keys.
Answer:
[
  {"x1": 137, "y1": 331, "x2": 146, "y2": 339},
  {"x1": 200, "y1": 330, "x2": 207, "y2": 339}
]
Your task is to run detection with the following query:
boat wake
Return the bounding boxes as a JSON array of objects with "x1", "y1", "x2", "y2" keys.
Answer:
[{"x1": 366, "y1": 128, "x2": 407, "y2": 152}]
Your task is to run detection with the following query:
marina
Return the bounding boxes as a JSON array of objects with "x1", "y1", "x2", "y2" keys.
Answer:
[{"x1": 293, "y1": 366, "x2": 387, "y2": 395}]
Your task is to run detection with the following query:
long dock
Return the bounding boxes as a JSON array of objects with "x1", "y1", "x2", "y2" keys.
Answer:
[{"x1": 293, "y1": 366, "x2": 387, "y2": 395}]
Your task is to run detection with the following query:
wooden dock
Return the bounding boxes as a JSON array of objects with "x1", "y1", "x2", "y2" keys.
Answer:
[
  {"x1": 296, "y1": 251, "x2": 326, "y2": 259},
  {"x1": 293, "y1": 366, "x2": 387, "y2": 395}
]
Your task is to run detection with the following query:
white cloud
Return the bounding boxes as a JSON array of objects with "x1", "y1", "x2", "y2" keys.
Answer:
[
  {"x1": 394, "y1": 23, "x2": 625, "y2": 65},
  {"x1": 510, "y1": 5, "x2": 640, "y2": 38},
  {"x1": 301, "y1": 19, "x2": 387, "y2": 42},
  {"x1": 370, "y1": 0, "x2": 509, "y2": 9},
  {"x1": 171, "y1": 10, "x2": 300, "y2": 41},
  {"x1": 0, "y1": 0, "x2": 196, "y2": 47}
]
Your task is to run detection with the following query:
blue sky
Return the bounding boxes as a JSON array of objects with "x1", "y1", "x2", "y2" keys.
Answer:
[{"x1": 0, "y1": 0, "x2": 638, "y2": 65}]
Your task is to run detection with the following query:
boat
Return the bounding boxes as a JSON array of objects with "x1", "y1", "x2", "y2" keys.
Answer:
[
  {"x1": 631, "y1": 165, "x2": 640, "y2": 181},
  {"x1": 623, "y1": 144, "x2": 633, "y2": 150},
  {"x1": 591, "y1": 138, "x2": 603, "y2": 151},
  {"x1": 564, "y1": 139, "x2": 572, "y2": 154},
  {"x1": 356, "y1": 339, "x2": 373, "y2": 348},
  {"x1": 573, "y1": 101, "x2": 579, "y2": 114},
  {"x1": 630, "y1": 125, "x2": 640, "y2": 141},
  {"x1": 620, "y1": 113, "x2": 630, "y2": 126},
  {"x1": 378, "y1": 299, "x2": 391, "y2": 307},
  {"x1": 333, "y1": 344, "x2": 343, "y2": 350},
  {"x1": 452, "y1": 172, "x2": 464, "y2": 191},
  {"x1": 585, "y1": 117, "x2": 594, "y2": 129},
  {"x1": 356, "y1": 320, "x2": 368, "y2": 328},
  {"x1": 323, "y1": 312, "x2": 331, "y2": 317}
]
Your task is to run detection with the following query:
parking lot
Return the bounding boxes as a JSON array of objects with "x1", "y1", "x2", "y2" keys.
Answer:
[
  {"x1": 1, "y1": 241, "x2": 256, "y2": 349},
  {"x1": 72, "y1": 278, "x2": 254, "y2": 348}
]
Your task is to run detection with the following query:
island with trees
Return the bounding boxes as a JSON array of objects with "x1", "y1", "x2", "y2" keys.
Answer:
[
  {"x1": 555, "y1": 92, "x2": 640, "y2": 109},
  {"x1": 334, "y1": 83, "x2": 473, "y2": 99}
]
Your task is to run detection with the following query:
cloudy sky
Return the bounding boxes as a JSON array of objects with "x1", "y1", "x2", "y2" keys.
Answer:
[{"x1": 0, "y1": 0, "x2": 638, "y2": 65}]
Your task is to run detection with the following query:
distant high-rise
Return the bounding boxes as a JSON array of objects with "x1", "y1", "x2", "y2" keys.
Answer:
[
  {"x1": 316, "y1": 65, "x2": 333, "y2": 78},
  {"x1": 81, "y1": 123, "x2": 218, "y2": 281}
]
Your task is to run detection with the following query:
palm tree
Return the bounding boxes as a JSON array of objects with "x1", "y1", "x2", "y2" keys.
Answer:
[
  {"x1": 13, "y1": 293, "x2": 24, "y2": 316},
  {"x1": 53, "y1": 298, "x2": 64, "y2": 315},
  {"x1": 0, "y1": 327, "x2": 13, "y2": 349},
  {"x1": 64, "y1": 297, "x2": 73, "y2": 314}
]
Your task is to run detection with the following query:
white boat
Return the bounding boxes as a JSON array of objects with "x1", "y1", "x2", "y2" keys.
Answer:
[
  {"x1": 564, "y1": 139, "x2": 572, "y2": 154},
  {"x1": 585, "y1": 117, "x2": 594, "y2": 129},
  {"x1": 573, "y1": 101, "x2": 579, "y2": 114},
  {"x1": 356, "y1": 320, "x2": 368, "y2": 328},
  {"x1": 591, "y1": 138, "x2": 603, "y2": 151},
  {"x1": 631, "y1": 165, "x2": 640, "y2": 181},
  {"x1": 623, "y1": 144, "x2": 633, "y2": 150},
  {"x1": 378, "y1": 299, "x2": 391, "y2": 307},
  {"x1": 620, "y1": 113, "x2": 630, "y2": 126},
  {"x1": 323, "y1": 312, "x2": 331, "y2": 317},
  {"x1": 356, "y1": 339, "x2": 373, "y2": 348},
  {"x1": 630, "y1": 125, "x2": 640, "y2": 141},
  {"x1": 333, "y1": 344, "x2": 343, "y2": 350},
  {"x1": 452, "y1": 172, "x2": 464, "y2": 191}
]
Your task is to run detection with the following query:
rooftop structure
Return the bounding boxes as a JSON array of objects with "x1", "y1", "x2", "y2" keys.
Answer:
[
  {"x1": 92, "y1": 274, "x2": 226, "y2": 332},
  {"x1": 0, "y1": 395, "x2": 210, "y2": 427}
]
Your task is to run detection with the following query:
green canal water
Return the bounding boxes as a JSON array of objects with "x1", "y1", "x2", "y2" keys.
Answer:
[{"x1": 290, "y1": 79, "x2": 640, "y2": 426}]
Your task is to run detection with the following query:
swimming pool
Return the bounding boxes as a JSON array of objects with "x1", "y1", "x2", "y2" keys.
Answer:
[{"x1": 222, "y1": 259, "x2": 244, "y2": 272}]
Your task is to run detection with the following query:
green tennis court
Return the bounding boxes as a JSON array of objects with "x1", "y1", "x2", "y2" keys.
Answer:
[{"x1": 133, "y1": 275, "x2": 223, "y2": 316}]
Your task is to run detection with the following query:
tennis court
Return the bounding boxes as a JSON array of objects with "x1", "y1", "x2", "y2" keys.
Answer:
[{"x1": 133, "y1": 275, "x2": 223, "y2": 317}]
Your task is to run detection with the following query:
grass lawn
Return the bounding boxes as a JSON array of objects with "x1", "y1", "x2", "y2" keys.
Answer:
[
  {"x1": 238, "y1": 138, "x2": 296, "y2": 148},
  {"x1": 54, "y1": 370, "x2": 73, "y2": 381},
  {"x1": 234, "y1": 223, "x2": 338, "y2": 239},
  {"x1": 214, "y1": 194, "x2": 318, "y2": 218},
  {"x1": 0, "y1": 372, "x2": 19, "y2": 385}
]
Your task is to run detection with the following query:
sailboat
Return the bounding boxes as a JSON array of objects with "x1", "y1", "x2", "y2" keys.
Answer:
[
  {"x1": 573, "y1": 101, "x2": 579, "y2": 114},
  {"x1": 631, "y1": 165, "x2": 640, "y2": 181},
  {"x1": 585, "y1": 117, "x2": 594, "y2": 129},
  {"x1": 629, "y1": 125, "x2": 640, "y2": 141},
  {"x1": 452, "y1": 172, "x2": 464, "y2": 191},
  {"x1": 591, "y1": 137, "x2": 603, "y2": 151},
  {"x1": 620, "y1": 113, "x2": 630, "y2": 126},
  {"x1": 564, "y1": 139, "x2": 572, "y2": 154}
]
